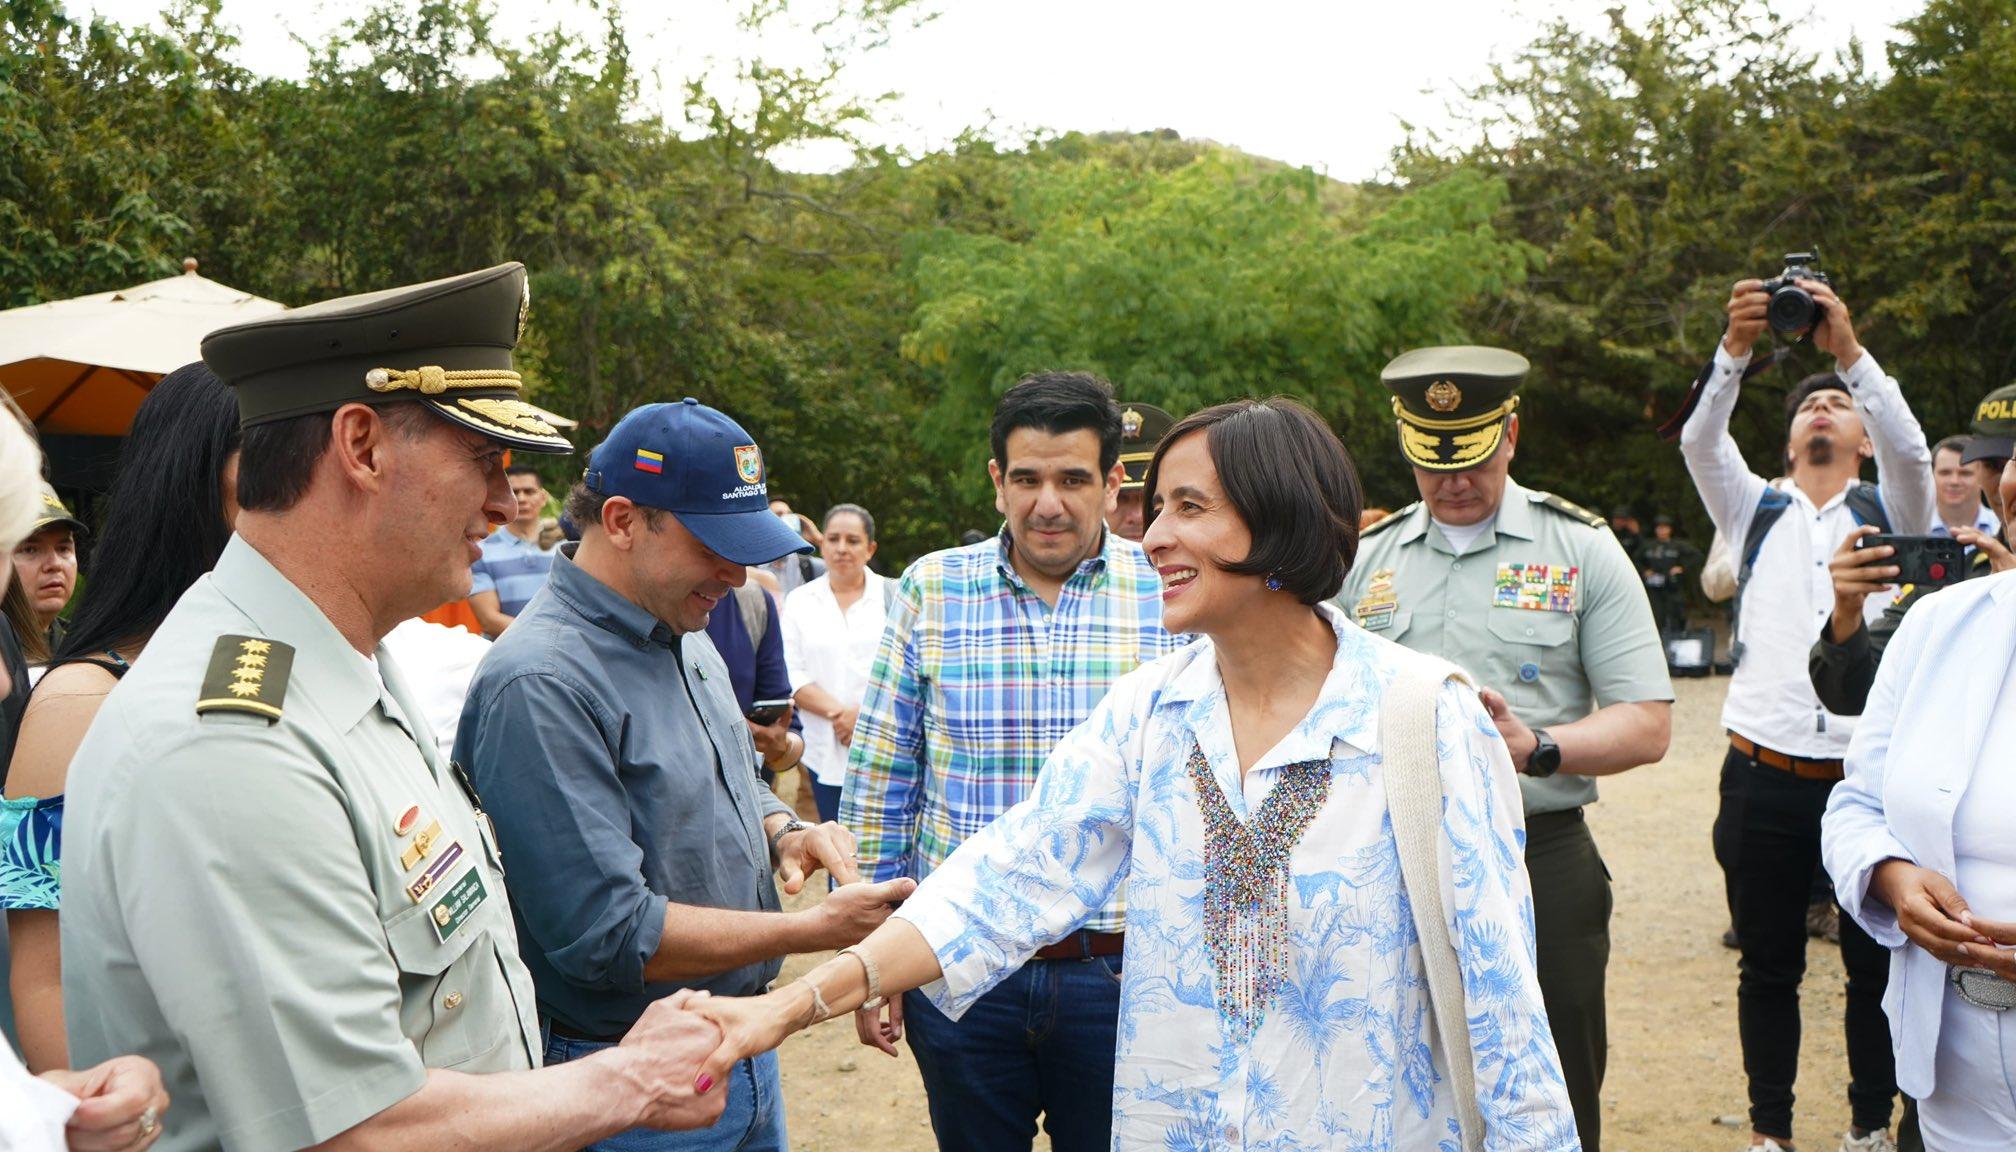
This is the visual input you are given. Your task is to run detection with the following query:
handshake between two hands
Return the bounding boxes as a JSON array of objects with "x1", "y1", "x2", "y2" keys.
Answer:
[{"x1": 601, "y1": 820, "x2": 918, "y2": 1134}]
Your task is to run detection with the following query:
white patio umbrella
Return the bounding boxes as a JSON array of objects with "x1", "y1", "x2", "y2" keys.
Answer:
[{"x1": 0, "y1": 259, "x2": 285, "y2": 436}]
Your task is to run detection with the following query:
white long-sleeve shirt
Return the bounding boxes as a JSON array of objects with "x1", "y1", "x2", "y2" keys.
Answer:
[{"x1": 1679, "y1": 344, "x2": 1934, "y2": 757}]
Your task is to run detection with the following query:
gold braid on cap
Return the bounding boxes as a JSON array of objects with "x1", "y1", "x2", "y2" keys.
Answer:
[
  {"x1": 365, "y1": 366, "x2": 523, "y2": 396},
  {"x1": 1389, "y1": 394, "x2": 1520, "y2": 430}
]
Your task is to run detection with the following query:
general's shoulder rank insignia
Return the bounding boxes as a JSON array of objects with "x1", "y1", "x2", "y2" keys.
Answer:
[{"x1": 196, "y1": 635, "x2": 295, "y2": 723}]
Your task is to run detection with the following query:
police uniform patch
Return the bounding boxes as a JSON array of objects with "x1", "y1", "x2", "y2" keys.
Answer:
[
  {"x1": 1494, "y1": 563, "x2": 1579, "y2": 613},
  {"x1": 196, "y1": 635, "x2": 295, "y2": 723},
  {"x1": 1354, "y1": 569, "x2": 1399, "y2": 630}
]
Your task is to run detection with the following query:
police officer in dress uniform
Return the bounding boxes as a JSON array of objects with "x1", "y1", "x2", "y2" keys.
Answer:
[
  {"x1": 1339, "y1": 345, "x2": 1674, "y2": 1152},
  {"x1": 60, "y1": 264, "x2": 725, "y2": 1152},
  {"x1": 1106, "y1": 402, "x2": 1175, "y2": 543}
]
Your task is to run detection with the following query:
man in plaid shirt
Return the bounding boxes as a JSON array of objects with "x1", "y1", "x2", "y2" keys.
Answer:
[{"x1": 840, "y1": 372, "x2": 1178, "y2": 1152}]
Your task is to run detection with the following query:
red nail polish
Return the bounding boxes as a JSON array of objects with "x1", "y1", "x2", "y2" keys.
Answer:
[{"x1": 695, "y1": 1073, "x2": 714, "y2": 1093}]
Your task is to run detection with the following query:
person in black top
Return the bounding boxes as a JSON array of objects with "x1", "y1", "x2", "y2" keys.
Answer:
[
  {"x1": 1639, "y1": 514, "x2": 1702, "y2": 635},
  {"x1": 1, "y1": 362, "x2": 242, "y2": 1072}
]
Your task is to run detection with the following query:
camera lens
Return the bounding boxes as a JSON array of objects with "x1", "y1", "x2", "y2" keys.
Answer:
[{"x1": 1767, "y1": 284, "x2": 1818, "y2": 333}]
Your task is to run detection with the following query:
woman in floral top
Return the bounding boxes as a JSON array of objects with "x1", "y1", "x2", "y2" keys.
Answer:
[
  {"x1": 2, "y1": 363, "x2": 241, "y2": 1072},
  {"x1": 686, "y1": 399, "x2": 1578, "y2": 1150}
]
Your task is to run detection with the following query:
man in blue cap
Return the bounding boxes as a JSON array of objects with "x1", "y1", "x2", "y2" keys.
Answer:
[{"x1": 456, "y1": 399, "x2": 917, "y2": 1151}]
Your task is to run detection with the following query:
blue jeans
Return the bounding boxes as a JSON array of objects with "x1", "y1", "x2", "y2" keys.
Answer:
[
  {"x1": 810, "y1": 780, "x2": 842, "y2": 824},
  {"x1": 903, "y1": 955, "x2": 1120, "y2": 1152},
  {"x1": 542, "y1": 1023, "x2": 787, "y2": 1152}
]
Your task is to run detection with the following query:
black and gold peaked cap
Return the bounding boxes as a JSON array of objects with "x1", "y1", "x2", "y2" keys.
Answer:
[
  {"x1": 1382, "y1": 344, "x2": 1531, "y2": 472},
  {"x1": 200, "y1": 263, "x2": 573, "y2": 453},
  {"x1": 1116, "y1": 402, "x2": 1177, "y2": 490}
]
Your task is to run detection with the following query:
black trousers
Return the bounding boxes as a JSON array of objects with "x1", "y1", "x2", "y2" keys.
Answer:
[
  {"x1": 1713, "y1": 747, "x2": 1898, "y2": 1140},
  {"x1": 1528, "y1": 808, "x2": 1611, "y2": 1152}
]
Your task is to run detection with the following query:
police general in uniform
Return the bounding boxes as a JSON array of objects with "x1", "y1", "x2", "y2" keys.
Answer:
[
  {"x1": 1339, "y1": 346, "x2": 1673, "y2": 1152},
  {"x1": 61, "y1": 264, "x2": 725, "y2": 1152}
]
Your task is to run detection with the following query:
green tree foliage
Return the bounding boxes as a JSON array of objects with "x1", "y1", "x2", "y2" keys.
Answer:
[
  {"x1": 899, "y1": 147, "x2": 1533, "y2": 501},
  {"x1": 5, "y1": 0, "x2": 2014, "y2": 566},
  {"x1": 1399, "y1": 0, "x2": 2016, "y2": 540}
]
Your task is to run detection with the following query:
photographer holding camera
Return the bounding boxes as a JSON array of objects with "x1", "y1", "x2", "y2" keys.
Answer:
[{"x1": 1679, "y1": 260, "x2": 1935, "y2": 1152}]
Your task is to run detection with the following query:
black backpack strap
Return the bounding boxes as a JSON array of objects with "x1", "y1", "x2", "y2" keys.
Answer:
[
  {"x1": 1729, "y1": 487, "x2": 1795, "y2": 667},
  {"x1": 1844, "y1": 482, "x2": 1891, "y2": 533}
]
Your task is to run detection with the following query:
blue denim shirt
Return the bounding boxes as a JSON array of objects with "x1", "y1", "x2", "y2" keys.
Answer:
[{"x1": 454, "y1": 543, "x2": 792, "y2": 1037}]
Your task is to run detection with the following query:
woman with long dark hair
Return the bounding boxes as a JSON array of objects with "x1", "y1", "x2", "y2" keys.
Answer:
[{"x1": 2, "y1": 362, "x2": 240, "y2": 1071}]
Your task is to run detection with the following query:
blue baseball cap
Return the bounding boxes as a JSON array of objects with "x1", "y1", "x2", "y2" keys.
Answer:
[{"x1": 582, "y1": 399, "x2": 811, "y2": 565}]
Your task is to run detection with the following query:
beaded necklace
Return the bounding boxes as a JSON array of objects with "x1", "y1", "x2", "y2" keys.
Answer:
[{"x1": 1185, "y1": 740, "x2": 1334, "y2": 1043}]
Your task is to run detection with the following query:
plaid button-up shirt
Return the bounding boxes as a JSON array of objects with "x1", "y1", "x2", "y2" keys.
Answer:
[{"x1": 840, "y1": 528, "x2": 1179, "y2": 933}]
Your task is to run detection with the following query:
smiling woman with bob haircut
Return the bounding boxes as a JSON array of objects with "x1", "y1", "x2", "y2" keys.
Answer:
[{"x1": 683, "y1": 397, "x2": 1579, "y2": 1150}]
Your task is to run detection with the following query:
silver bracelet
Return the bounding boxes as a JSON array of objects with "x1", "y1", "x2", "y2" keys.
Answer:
[{"x1": 840, "y1": 944, "x2": 885, "y2": 1011}]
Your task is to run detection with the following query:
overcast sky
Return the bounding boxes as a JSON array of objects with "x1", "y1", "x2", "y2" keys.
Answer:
[{"x1": 79, "y1": 0, "x2": 1925, "y2": 179}]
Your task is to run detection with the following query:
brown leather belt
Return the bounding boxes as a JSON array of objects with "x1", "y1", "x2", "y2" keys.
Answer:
[
  {"x1": 1731, "y1": 733, "x2": 1844, "y2": 782},
  {"x1": 1033, "y1": 930, "x2": 1124, "y2": 961}
]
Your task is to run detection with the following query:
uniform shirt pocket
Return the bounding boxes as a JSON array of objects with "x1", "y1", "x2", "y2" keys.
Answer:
[
  {"x1": 382, "y1": 896, "x2": 511, "y2": 1069},
  {"x1": 1486, "y1": 607, "x2": 1577, "y2": 708}
]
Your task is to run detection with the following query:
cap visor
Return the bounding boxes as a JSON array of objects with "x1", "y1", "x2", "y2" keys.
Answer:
[
  {"x1": 1397, "y1": 417, "x2": 1505, "y2": 472},
  {"x1": 28, "y1": 516, "x2": 85, "y2": 535},
  {"x1": 682, "y1": 508, "x2": 816, "y2": 567},
  {"x1": 425, "y1": 396, "x2": 574, "y2": 453},
  {"x1": 1962, "y1": 436, "x2": 2014, "y2": 466}
]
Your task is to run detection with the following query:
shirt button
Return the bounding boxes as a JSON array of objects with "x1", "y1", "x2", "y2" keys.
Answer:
[
  {"x1": 1446, "y1": 610, "x2": 1457, "y2": 619},
  {"x1": 1224, "y1": 1126, "x2": 1239, "y2": 1142},
  {"x1": 1451, "y1": 562, "x2": 1462, "y2": 571},
  {"x1": 1526, "y1": 626, "x2": 1536, "y2": 637},
  {"x1": 442, "y1": 991, "x2": 464, "y2": 1011}
]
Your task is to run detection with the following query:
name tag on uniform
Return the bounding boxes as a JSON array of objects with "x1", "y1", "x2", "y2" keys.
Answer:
[
  {"x1": 1494, "y1": 563, "x2": 1579, "y2": 613},
  {"x1": 428, "y1": 867, "x2": 487, "y2": 943}
]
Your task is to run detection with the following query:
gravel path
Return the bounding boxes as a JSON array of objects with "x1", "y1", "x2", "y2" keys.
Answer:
[{"x1": 774, "y1": 676, "x2": 1867, "y2": 1151}]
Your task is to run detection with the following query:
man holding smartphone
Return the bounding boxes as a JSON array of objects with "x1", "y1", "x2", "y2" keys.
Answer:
[
  {"x1": 456, "y1": 400, "x2": 913, "y2": 1152},
  {"x1": 1679, "y1": 273, "x2": 1934, "y2": 1152}
]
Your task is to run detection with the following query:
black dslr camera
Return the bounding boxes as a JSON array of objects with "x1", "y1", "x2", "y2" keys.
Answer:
[{"x1": 1761, "y1": 252, "x2": 1831, "y2": 334}]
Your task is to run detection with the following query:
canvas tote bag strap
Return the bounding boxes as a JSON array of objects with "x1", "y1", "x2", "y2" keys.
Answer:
[{"x1": 1380, "y1": 659, "x2": 1484, "y2": 1151}]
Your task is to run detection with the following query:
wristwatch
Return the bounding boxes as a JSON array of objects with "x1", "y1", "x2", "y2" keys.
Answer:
[
  {"x1": 1526, "y1": 728, "x2": 1562, "y2": 778},
  {"x1": 767, "y1": 818, "x2": 810, "y2": 862}
]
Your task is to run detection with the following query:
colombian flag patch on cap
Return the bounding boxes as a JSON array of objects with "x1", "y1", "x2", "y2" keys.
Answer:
[{"x1": 634, "y1": 448, "x2": 664, "y2": 474}]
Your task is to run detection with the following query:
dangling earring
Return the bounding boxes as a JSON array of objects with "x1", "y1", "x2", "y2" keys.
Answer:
[{"x1": 1265, "y1": 574, "x2": 1283, "y2": 591}]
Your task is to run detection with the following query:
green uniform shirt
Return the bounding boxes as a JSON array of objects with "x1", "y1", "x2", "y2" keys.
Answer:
[
  {"x1": 62, "y1": 536, "x2": 541, "y2": 1152},
  {"x1": 1340, "y1": 479, "x2": 1673, "y2": 815}
]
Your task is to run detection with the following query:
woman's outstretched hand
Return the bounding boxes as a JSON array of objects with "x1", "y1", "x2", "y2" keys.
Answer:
[{"x1": 682, "y1": 989, "x2": 807, "y2": 1096}]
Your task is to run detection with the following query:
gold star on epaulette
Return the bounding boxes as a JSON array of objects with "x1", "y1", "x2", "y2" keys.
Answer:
[{"x1": 198, "y1": 635, "x2": 294, "y2": 724}]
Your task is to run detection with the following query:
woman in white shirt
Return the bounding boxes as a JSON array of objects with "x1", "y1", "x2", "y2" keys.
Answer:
[
  {"x1": 781, "y1": 504, "x2": 888, "y2": 822},
  {"x1": 1824, "y1": 558, "x2": 2016, "y2": 1151},
  {"x1": 683, "y1": 399, "x2": 1577, "y2": 1150}
]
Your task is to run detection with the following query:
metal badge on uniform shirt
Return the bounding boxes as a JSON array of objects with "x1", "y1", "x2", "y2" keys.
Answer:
[
  {"x1": 1354, "y1": 568, "x2": 1399, "y2": 631},
  {"x1": 1493, "y1": 563, "x2": 1579, "y2": 613}
]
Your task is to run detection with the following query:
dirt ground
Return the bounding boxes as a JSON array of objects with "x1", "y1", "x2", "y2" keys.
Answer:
[{"x1": 771, "y1": 675, "x2": 1866, "y2": 1151}]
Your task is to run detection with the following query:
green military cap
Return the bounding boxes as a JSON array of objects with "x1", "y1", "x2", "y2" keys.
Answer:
[
  {"x1": 1382, "y1": 345, "x2": 1530, "y2": 472},
  {"x1": 1117, "y1": 402, "x2": 1177, "y2": 489},
  {"x1": 200, "y1": 263, "x2": 573, "y2": 454},
  {"x1": 1964, "y1": 381, "x2": 2016, "y2": 465},
  {"x1": 30, "y1": 482, "x2": 85, "y2": 536}
]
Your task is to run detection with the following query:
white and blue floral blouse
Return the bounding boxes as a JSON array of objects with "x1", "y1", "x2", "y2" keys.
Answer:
[{"x1": 894, "y1": 603, "x2": 1579, "y2": 1151}]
